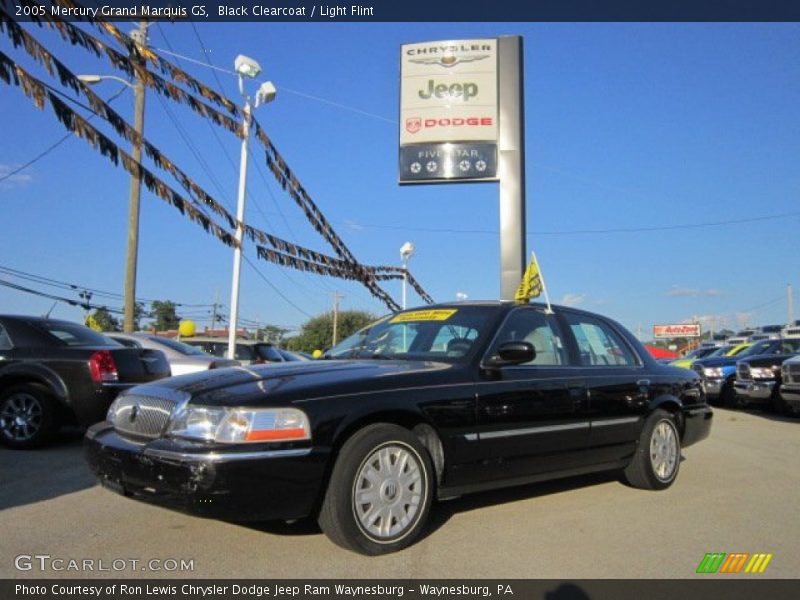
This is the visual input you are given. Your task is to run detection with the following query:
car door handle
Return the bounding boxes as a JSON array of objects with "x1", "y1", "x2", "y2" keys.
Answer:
[{"x1": 637, "y1": 379, "x2": 651, "y2": 387}]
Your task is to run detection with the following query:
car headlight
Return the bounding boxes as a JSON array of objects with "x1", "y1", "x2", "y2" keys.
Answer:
[
  {"x1": 750, "y1": 367, "x2": 777, "y2": 379},
  {"x1": 167, "y1": 406, "x2": 311, "y2": 443},
  {"x1": 703, "y1": 367, "x2": 724, "y2": 378}
]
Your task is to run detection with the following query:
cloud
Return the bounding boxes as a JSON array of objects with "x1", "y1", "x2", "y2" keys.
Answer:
[
  {"x1": 666, "y1": 285, "x2": 724, "y2": 298},
  {"x1": 342, "y1": 219, "x2": 364, "y2": 232},
  {"x1": 560, "y1": 293, "x2": 586, "y2": 307},
  {"x1": 0, "y1": 164, "x2": 33, "y2": 189}
]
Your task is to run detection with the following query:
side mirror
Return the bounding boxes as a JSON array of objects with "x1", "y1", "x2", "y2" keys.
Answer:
[{"x1": 487, "y1": 341, "x2": 536, "y2": 366}]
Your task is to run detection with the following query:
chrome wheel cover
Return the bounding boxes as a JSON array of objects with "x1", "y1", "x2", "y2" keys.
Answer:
[
  {"x1": 352, "y1": 443, "x2": 426, "y2": 543},
  {"x1": 650, "y1": 420, "x2": 678, "y2": 482},
  {"x1": 0, "y1": 393, "x2": 44, "y2": 441}
]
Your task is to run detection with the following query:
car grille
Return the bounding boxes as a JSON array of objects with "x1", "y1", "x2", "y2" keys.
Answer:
[
  {"x1": 785, "y1": 363, "x2": 800, "y2": 384},
  {"x1": 737, "y1": 363, "x2": 751, "y2": 381},
  {"x1": 110, "y1": 394, "x2": 178, "y2": 439}
]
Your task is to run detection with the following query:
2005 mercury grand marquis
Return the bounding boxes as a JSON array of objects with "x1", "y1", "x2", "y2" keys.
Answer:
[{"x1": 85, "y1": 302, "x2": 712, "y2": 555}]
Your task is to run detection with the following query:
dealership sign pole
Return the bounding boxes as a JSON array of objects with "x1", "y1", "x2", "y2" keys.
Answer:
[{"x1": 399, "y1": 36, "x2": 525, "y2": 300}]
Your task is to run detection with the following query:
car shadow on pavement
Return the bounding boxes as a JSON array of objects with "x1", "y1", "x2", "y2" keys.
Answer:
[
  {"x1": 0, "y1": 427, "x2": 97, "y2": 511},
  {"x1": 420, "y1": 471, "x2": 622, "y2": 542},
  {"x1": 718, "y1": 405, "x2": 800, "y2": 424},
  {"x1": 241, "y1": 470, "x2": 624, "y2": 541}
]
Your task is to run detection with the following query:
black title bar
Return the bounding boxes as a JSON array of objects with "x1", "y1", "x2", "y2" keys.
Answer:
[{"x1": 4, "y1": 0, "x2": 800, "y2": 22}]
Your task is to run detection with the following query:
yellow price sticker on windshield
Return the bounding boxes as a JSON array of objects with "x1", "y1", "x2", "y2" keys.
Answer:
[{"x1": 390, "y1": 309, "x2": 458, "y2": 323}]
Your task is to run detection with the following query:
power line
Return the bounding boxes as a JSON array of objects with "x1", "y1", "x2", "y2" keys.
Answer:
[
  {"x1": 333, "y1": 210, "x2": 800, "y2": 237},
  {"x1": 0, "y1": 85, "x2": 128, "y2": 184},
  {"x1": 243, "y1": 256, "x2": 313, "y2": 319},
  {"x1": 172, "y1": 25, "x2": 340, "y2": 305},
  {"x1": 0, "y1": 264, "x2": 213, "y2": 307},
  {"x1": 0, "y1": 279, "x2": 123, "y2": 314}
]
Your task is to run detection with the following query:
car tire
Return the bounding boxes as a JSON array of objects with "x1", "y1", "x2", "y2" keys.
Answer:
[
  {"x1": 622, "y1": 409, "x2": 680, "y2": 491},
  {"x1": 0, "y1": 383, "x2": 60, "y2": 449},
  {"x1": 720, "y1": 379, "x2": 737, "y2": 407},
  {"x1": 318, "y1": 423, "x2": 434, "y2": 555},
  {"x1": 770, "y1": 388, "x2": 790, "y2": 416}
]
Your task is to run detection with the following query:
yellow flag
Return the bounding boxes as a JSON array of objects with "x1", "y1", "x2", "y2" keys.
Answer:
[{"x1": 514, "y1": 254, "x2": 544, "y2": 303}]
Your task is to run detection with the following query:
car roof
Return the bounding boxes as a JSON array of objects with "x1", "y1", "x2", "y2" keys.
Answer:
[{"x1": 181, "y1": 336, "x2": 270, "y2": 345}]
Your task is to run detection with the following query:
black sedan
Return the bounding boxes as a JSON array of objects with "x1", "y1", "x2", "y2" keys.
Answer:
[
  {"x1": 85, "y1": 302, "x2": 712, "y2": 554},
  {"x1": 0, "y1": 315, "x2": 171, "y2": 448}
]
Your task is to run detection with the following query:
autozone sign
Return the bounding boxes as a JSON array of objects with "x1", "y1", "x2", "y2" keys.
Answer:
[{"x1": 653, "y1": 324, "x2": 702, "y2": 338}]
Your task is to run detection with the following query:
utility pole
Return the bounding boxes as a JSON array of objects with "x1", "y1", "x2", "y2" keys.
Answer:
[
  {"x1": 211, "y1": 289, "x2": 219, "y2": 332},
  {"x1": 789, "y1": 284, "x2": 795, "y2": 326},
  {"x1": 123, "y1": 21, "x2": 147, "y2": 333},
  {"x1": 331, "y1": 292, "x2": 343, "y2": 347}
]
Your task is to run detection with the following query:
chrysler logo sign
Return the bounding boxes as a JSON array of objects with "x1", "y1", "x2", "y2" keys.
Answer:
[{"x1": 409, "y1": 54, "x2": 491, "y2": 69}]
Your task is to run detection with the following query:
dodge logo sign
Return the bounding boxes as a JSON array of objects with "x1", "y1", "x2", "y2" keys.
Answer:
[{"x1": 405, "y1": 118, "x2": 421, "y2": 134}]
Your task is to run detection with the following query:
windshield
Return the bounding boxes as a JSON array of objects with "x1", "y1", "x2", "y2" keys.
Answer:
[
  {"x1": 326, "y1": 307, "x2": 493, "y2": 362},
  {"x1": 737, "y1": 340, "x2": 773, "y2": 358},
  {"x1": 146, "y1": 336, "x2": 209, "y2": 356},
  {"x1": 708, "y1": 346, "x2": 730, "y2": 357}
]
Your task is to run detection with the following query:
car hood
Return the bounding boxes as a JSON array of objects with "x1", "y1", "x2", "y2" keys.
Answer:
[
  {"x1": 694, "y1": 356, "x2": 741, "y2": 368},
  {"x1": 739, "y1": 353, "x2": 798, "y2": 368},
  {"x1": 126, "y1": 359, "x2": 465, "y2": 407}
]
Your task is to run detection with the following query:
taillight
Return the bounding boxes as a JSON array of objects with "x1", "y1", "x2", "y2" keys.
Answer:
[{"x1": 89, "y1": 350, "x2": 119, "y2": 383}]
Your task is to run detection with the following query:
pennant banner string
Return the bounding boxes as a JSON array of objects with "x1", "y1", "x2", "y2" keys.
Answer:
[
  {"x1": 45, "y1": 0, "x2": 240, "y2": 116},
  {"x1": 0, "y1": 51, "x2": 238, "y2": 249},
  {"x1": 0, "y1": 5, "x2": 243, "y2": 136}
]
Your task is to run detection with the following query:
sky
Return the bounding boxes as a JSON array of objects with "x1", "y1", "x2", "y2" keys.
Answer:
[{"x1": 1, "y1": 21, "x2": 798, "y2": 339}]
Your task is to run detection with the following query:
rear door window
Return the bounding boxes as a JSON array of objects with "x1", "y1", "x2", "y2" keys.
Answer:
[
  {"x1": 563, "y1": 313, "x2": 638, "y2": 367},
  {"x1": 39, "y1": 321, "x2": 120, "y2": 347}
]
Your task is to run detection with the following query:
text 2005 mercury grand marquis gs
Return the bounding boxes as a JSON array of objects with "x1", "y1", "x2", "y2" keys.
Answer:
[{"x1": 85, "y1": 302, "x2": 712, "y2": 555}]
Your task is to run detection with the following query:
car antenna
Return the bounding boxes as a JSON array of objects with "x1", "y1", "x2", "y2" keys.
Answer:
[{"x1": 43, "y1": 301, "x2": 58, "y2": 319}]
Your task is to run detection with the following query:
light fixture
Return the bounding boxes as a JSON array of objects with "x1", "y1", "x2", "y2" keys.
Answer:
[{"x1": 234, "y1": 54, "x2": 262, "y2": 79}]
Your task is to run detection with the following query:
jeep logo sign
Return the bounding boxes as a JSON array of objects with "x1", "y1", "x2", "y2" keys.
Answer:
[
  {"x1": 400, "y1": 38, "x2": 499, "y2": 183},
  {"x1": 418, "y1": 80, "x2": 479, "y2": 101}
]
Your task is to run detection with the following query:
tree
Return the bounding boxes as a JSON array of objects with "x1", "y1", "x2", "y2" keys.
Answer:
[
  {"x1": 150, "y1": 300, "x2": 180, "y2": 331},
  {"x1": 133, "y1": 302, "x2": 147, "y2": 331},
  {"x1": 85, "y1": 307, "x2": 120, "y2": 332},
  {"x1": 257, "y1": 325, "x2": 291, "y2": 345},
  {"x1": 285, "y1": 310, "x2": 376, "y2": 354}
]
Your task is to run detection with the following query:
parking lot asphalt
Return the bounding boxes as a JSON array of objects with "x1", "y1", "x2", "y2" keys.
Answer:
[{"x1": 1, "y1": 408, "x2": 798, "y2": 579}]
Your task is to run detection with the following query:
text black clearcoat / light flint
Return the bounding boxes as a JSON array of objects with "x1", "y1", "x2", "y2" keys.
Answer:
[{"x1": 85, "y1": 302, "x2": 712, "y2": 554}]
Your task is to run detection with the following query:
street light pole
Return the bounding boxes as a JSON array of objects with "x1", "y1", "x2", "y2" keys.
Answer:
[
  {"x1": 123, "y1": 21, "x2": 148, "y2": 333},
  {"x1": 400, "y1": 241, "x2": 415, "y2": 310},
  {"x1": 225, "y1": 55, "x2": 276, "y2": 360},
  {"x1": 227, "y1": 98, "x2": 252, "y2": 359}
]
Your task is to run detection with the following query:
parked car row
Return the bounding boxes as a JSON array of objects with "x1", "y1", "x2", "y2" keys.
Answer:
[
  {"x1": 180, "y1": 336, "x2": 308, "y2": 365},
  {"x1": 689, "y1": 337, "x2": 800, "y2": 414},
  {"x1": 0, "y1": 315, "x2": 304, "y2": 448}
]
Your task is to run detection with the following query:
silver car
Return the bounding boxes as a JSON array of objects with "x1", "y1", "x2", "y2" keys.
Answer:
[
  {"x1": 181, "y1": 337, "x2": 304, "y2": 366},
  {"x1": 110, "y1": 333, "x2": 240, "y2": 376}
]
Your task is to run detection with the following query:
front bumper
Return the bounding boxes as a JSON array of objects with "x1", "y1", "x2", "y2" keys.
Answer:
[
  {"x1": 702, "y1": 378, "x2": 723, "y2": 398},
  {"x1": 780, "y1": 384, "x2": 800, "y2": 411},
  {"x1": 681, "y1": 405, "x2": 713, "y2": 448},
  {"x1": 733, "y1": 380, "x2": 775, "y2": 404},
  {"x1": 84, "y1": 423, "x2": 328, "y2": 521}
]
